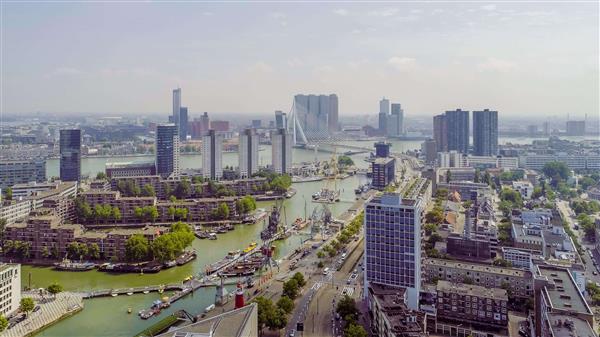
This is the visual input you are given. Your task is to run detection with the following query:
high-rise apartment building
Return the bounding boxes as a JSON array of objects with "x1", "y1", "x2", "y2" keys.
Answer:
[
  {"x1": 293, "y1": 94, "x2": 338, "y2": 138},
  {"x1": 374, "y1": 141, "x2": 391, "y2": 158},
  {"x1": 271, "y1": 128, "x2": 292, "y2": 174},
  {"x1": 155, "y1": 124, "x2": 179, "y2": 179},
  {"x1": 0, "y1": 159, "x2": 46, "y2": 190},
  {"x1": 433, "y1": 114, "x2": 448, "y2": 152},
  {"x1": 378, "y1": 97, "x2": 390, "y2": 133},
  {"x1": 473, "y1": 109, "x2": 498, "y2": 156},
  {"x1": 172, "y1": 88, "x2": 181, "y2": 128},
  {"x1": 275, "y1": 110, "x2": 287, "y2": 129},
  {"x1": 0, "y1": 264, "x2": 21, "y2": 316},
  {"x1": 364, "y1": 177, "x2": 431, "y2": 309},
  {"x1": 239, "y1": 128, "x2": 259, "y2": 178},
  {"x1": 445, "y1": 109, "x2": 470, "y2": 154},
  {"x1": 200, "y1": 112, "x2": 210, "y2": 133},
  {"x1": 179, "y1": 107, "x2": 188, "y2": 141},
  {"x1": 202, "y1": 130, "x2": 223, "y2": 180},
  {"x1": 59, "y1": 129, "x2": 81, "y2": 182},
  {"x1": 390, "y1": 103, "x2": 404, "y2": 136},
  {"x1": 371, "y1": 158, "x2": 395, "y2": 190},
  {"x1": 566, "y1": 120, "x2": 586, "y2": 136}
]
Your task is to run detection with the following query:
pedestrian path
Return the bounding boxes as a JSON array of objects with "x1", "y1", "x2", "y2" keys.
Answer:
[
  {"x1": 341, "y1": 286, "x2": 354, "y2": 297},
  {"x1": 311, "y1": 282, "x2": 322, "y2": 291}
]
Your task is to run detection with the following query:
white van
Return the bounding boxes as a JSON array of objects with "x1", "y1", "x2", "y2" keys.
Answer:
[
  {"x1": 323, "y1": 267, "x2": 330, "y2": 275},
  {"x1": 341, "y1": 253, "x2": 347, "y2": 260}
]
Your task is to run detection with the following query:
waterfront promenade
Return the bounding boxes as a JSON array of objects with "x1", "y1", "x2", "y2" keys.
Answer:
[{"x1": 4, "y1": 292, "x2": 83, "y2": 337}]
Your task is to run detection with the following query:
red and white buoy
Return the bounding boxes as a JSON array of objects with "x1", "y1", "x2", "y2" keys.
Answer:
[{"x1": 234, "y1": 281, "x2": 245, "y2": 309}]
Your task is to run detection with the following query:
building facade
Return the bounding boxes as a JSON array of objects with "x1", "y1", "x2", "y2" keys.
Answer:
[
  {"x1": 59, "y1": 129, "x2": 81, "y2": 182},
  {"x1": 294, "y1": 94, "x2": 339, "y2": 137},
  {"x1": 0, "y1": 159, "x2": 46, "y2": 190},
  {"x1": 105, "y1": 161, "x2": 156, "y2": 178},
  {"x1": 0, "y1": 264, "x2": 21, "y2": 316},
  {"x1": 202, "y1": 130, "x2": 223, "y2": 180},
  {"x1": 433, "y1": 114, "x2": 448, "y2": 152},
  {"x1": 371, "y1": 158, "x2": 395, "y2": 190},
  {"x1": 155, "y1": 124, "x2": 180, "y2": 179},
  {"x1": 172, "y1": 88, "x2": 181, "y2": 129},
  {"x1": 239, "y1": 129, "x2": 259, "y2": 178},
  {"x1": 179, "y1": 106, "x2": 188, "y2": 141},
  {"x1": 271, "y1": 128, "x2": 292, "y2": 174},
  {"x1": 445, "y1": 109, "x2": 470, "y2": 154},
  {"x1": 472, "y1": 109, "x2": 498, "y2": 156}
]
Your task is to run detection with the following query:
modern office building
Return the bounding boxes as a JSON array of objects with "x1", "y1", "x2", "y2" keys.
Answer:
[
  {"x1": 445, "y1": 109, "x2": 470, "y2": 154},
  {"x1": 239, "y1": 129, "x2": 259, "y2": 178},
  {"x1": 374, "y1": 141, "x2": 391, "y2": 158},
  {"x1": 378, "y1": 97, "x2": 390, "y2": 133},
  {"x1": 473, "y1": 109, "x2": 498, "y2": 156},
  {"x1": 172, "y1": 87, "x2": 181, "y2": 128},
  {"x1": 271, "y1": 128, "x2": 292, "y2": 174},
  {"x1": 566, "y1": 120, "x2": 586, "y2": 136},
  {"x1": 371, "y1": 158, "x2": 395, "y2": 190},
  {"x1": 0, "y1": 264, "x2": 21, "y2": 316},
  {"x1": 59, "y1": 129, "x2": 81, "y2": 182},
  {"x1": 274, "y1": 110, "x2": 287, "y2": 129},
  {"x1": 179, "y1": 106, "x2": 188, "y2": 141},
  {"x1": 202, "y1": 130, "x2": 223, "y2": 180},
  {"x1": 364, "y1": 177, "x2": 431, "y2": 309},
  {"x1": 294, "y1": 94, "x2": 338, "y2": 138},
  {"x1": 389, "y1": 103, "x2": 404, "y2": 137},
  {"x1": 0, "y1": 159, "x2": 46, "y2": 190},
  {"x1": 433, "y1": 114, "x2": 448, "y2": 152},
  {"x1": 155, "y1": 124, "x2": 179, "y2": 179}
]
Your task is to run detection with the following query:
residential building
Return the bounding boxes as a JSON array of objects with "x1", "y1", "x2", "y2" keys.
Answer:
[
  {"x1": 436, "y1": 151, "x2": 463, "y2": 168},
  {"x1": 421, "y1": 139, "x2": 437, "y2": 165},
  {"x1": 520, "y1": 154, "x2": 600, "y2": 171},
  {"x1": 271, "y1": 128, "x2": 292, "y2": 174},
  {"x1": 0, "y1": 200, "x2": 32, "y2": 225},
  {"x1": 155, "y1": 302, "x2": 258, "y2": 337},
  {"x1": 390, "y1": 103, "x2": 404, "y2": 136},
  {"x1": 535, "y1": 265, "x2": 595, "y2": 337},
  {"x1": 202, "y1": 129, "x2": 223, "y2": 180},
  {"x1": 435, "y1": 281, "x2": 508, "y2": 336},
  {"x1": 566, "y1": 121, "x2": 586, "y2": 136},
  {"x1": 364, "y1": 178, "x2": 431, "y2": 309},
  {"x1": 274, "y1": 110, "x2": 287, "y2": 129},
  {"x1": 463, "y1": 156, "x2": 518, "y2": 170},
  {"x1": 238, "y1": 128, "x2": 259, "y2": 178},
  {"x1": 445, "y1": 109, "x2": 470, "y2": 154},
  {"x1": 210, "y1": 120, "x2": 230, "y2": 132},
  {"x1": 368, "y1": 283, "x2": 427, "y2": 337},
  {"x1": 0, "y1": 159, "x2": 46, "y2": 190},
  {"x1": 59, "y1": 129, "x2": 81, "y2": 182},
  {"x1": 179, "y1": 106, "x2": 188, "y2": 141},
  {"x1": 512, "y1": 180, "x2": 534, "y2": 199},
  {"x1": 446, "y1": 232, "x2": 493, "y2": 260},
  {"x1": 379, "y1": 97, "x2": 390, "y2": 133},
  {"x1": 105, "y1": 161, "x2": 156, "y2": 178},
  {"x1": 172, "y1": 87, "x2": 181, "y2": 129},
  {"x1": 436, "y1": 181, "x2": 490, "y2": 200},
  {"x1": 371, "y1": 157, "x2": 395, "y2": 190},
  {"x1": 472, "y1": 109, "x2": 498, "y2": 156},
  {"x1": 0, "y1": 264, "x2": 20, "y2": 316},
  {"x1": 423, "y1": 258, "x2": 533, "y2": 299},
  {"x1": 190, "y1": 112, "x2": 210, "y2": 139},
  {"x1": 155, "y1": 124, "x2": 180, "y2": 179},
  {"x1": 501, "y1": 247, "x2": 533, "y2": 271},
  {"x1": 437, "y1": 167, "x2": 476, "y2": 182},
  {"x1": 374, "y1": 141, "x2": 391, "y2": 158},
  {"x1": 433, "y1": 114, "x2": 448, "y2": 152}
]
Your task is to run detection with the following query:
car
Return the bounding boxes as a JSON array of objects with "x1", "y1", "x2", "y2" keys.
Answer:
[
  {"x1": 289, "y1": 329, "x2": 296, "y2": 337},
  {"x1": 33, "y1": 305, "x2": 41, "y2": 312},
  {"x1": 593, "y1": 271, "x2": 597, "y2": 275},
  {"x1": 346, "y1": 279, "x2": 352, "y2": 284}
]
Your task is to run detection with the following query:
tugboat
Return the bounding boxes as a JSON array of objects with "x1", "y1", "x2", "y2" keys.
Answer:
[{"x1": 176, "y1": 250, "x2": 197, "y2": 266}]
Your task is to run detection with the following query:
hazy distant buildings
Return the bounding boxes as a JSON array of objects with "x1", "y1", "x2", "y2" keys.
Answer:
[
  {"x1": 433, "y1": 114, "x2": 448, "y2": 152},
  {"x1": 445, "y1": 109, "x2": 470, "y2": 154},
  {"x1": 59, "y1": 129, "x2": 81, "y2": 182},
  {"x1": 275, "y1": 110, "x2": 287, "y2": 129},
  {"x1": 155, "y1": 124, "x2": 179, "y2": 179},
  {"x1": 294, "y1": 94, "x2": 338, "y2": 138},
  {"x1": 378, "y1": 97, "x2": 389, "y2": 133},
  {"x1": 473, "y1": 109, "x2": 498, "y2": 156},
  {"x1": 202, "y1": 130, "x2": 223, "y2": 180},
  {"x1": 271, "y1": 128, "x2": 292, "y2": 174},
  {"x1": 172, "y1": 88, "x2": 181, "y2": 128},
  {"x1": 390, "y1": 103, "x2": 404, "y2": 136},
  {"x1": 179, "y1": 107, "x2": 188, "y2": 141},
  {"x1": 0, "y1": 159, "x2": 46, "y2": 190},
  {"x1": 421, "y1": 139, "x2": 437, "y2": 164},
  {"x1": 210, "y1": 120, "x2": 230, "y2": 132},
  {"x1": 566, "y1": 120, "x2": 586, "y2": 136},
  {"x1": 374, "y1": 141, "x2": 391, "y2": 158},
  {"x1": 239, "y1": 129, "x2": 259, "y2": 178}
]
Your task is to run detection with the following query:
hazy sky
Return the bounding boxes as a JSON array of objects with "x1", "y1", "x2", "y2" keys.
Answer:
[{"x1": 3, "y1": 1, "x2": 598, "y2": 118}]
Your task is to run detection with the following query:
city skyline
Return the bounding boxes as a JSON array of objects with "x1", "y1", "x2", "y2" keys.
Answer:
[{"x1": 3, "y1": 2, "x2": 598, "y2": 117}]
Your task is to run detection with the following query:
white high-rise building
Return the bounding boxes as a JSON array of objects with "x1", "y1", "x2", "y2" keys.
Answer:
[
  {"x1": 379, "y1": 97, "x2": 390, "y2": 115},
  {"x1": 391, "y1": 103, "x2": 404, "y2": 136},
  {"x1": 202, "y1": 130, "x2": 223, "y2": 180},
  {"x1": 364, "y1": 178, "x2": 431, "y2": 310},
  {"x1": 239, "y1": 128, "x2": 259, "y2": 178},
  {"x1": 172, "y1": 88, "x2": 181, "y2": 127},
  {"x1": 0, "y1": 264, "x2": 21, "y2": 316},
  {"x1": 271, "y1": 128, "x2": 292, "y2": 174}
]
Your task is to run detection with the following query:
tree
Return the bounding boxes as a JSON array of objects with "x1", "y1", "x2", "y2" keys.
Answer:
[
  {"x1": 96, "y1": 172, "x2": 107, "y2": 180},
  {"x1": 88, "y1": 243, "x2": 100, "y2": 259},
  {"x1": 493, "y1": 258, "x2": 512, "y2": 267},
  {"x1": 19, "y1": 297, "x2": 35, "y2": 315},
  {"x1": 338, "y1": 155, "x2": 355, "y2": 167},
  {"x1": 425, "y1": 208, "x2": 444, "y2": 225},
  {"x1": 253, "y1": 296, "x2": 275, "y2": 332},
  {"x1": 317, "y1": 261, "x2": 324, "y2": 268},
  {"x1": 276, "y1": 296, "x2": 294, "y2": 314},
  {"x1": 174, "y1": 179, "x2": 191, "y2": 199},
  {"x1": 67, "y1": 242, "x2": 80, "y2": 259},
  {"x1": 345, "y1": 323, "x2": 367, "y2": 337},
  {"x1": 282, "y1": 279, "x2": 299, "y2": 299},
  {"x1": 112, "y1": 206, "x2": 121, "y2": 223},
  {"x1": 336, "y1": 295, "x2": 359, "y2": 323},
  {"x1": 0, "y1": 315, "x2": 7, "y2": 332},
  {"x1": 4, "y1": 188, "x2": 12, "y2": 201},
  {"x1": 47, "y1": 282, "x2": 64, "y2": 297},
  {"x1": 446, "y1": 169, "x2": 451, "y2": 183},
  {"x1": 125, "y1": 234, "x2": 150, "y2": 262},
  {"x1": 266, "y1": 308, "x2": 288, "y2": 330},
  {"x1": 542, "y1": 161, "x2": 570, "y2": 186},
  {"x1": 168, "y1": 206, "x2": 176, "y2": 220},
  {"x1": 292, "y1": 272, "x2": 306, "y2": 287},
  {"x1": 212, "y1": 203, "x2": 230, "y2": 220},
  {"x1": 0, "y1": 218, "x2": 6, "y2": 244},
  {"x1": 142, "y1": 184, "x2": 156, "y2": 197}
]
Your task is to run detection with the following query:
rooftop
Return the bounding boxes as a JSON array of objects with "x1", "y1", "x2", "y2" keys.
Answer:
[
  {"x1": 425, "y1": 258, "x2": 529, "y2": 277},
  {"x1": 538, "y1": 266, "x2": 591, "y2": 315},
  {"x1": 547, "y1": 313, "x2": 597, "y2": 337},
  {"x1": 437, "y1": 280, "x2": 507, "y2": 301}
]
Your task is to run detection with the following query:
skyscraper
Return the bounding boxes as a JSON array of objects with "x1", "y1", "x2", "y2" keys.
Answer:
[
  {"x1": 364, "y1": 177, "x2": 431, "y2": 309},
  {"x1": 202, "y1": 130, "x2": 223, "y2": 180},
  {"x1": 200, "y1": 112, "x2": 210, "y2": 135},
  {"x1": 378, "y1": 97, "x2": 389, "y2": 133},
  {"x1": 179, "y1": 107, "x2": 188, "y2": 141},
  {"x1": 566, "y1": 120, "x2": 586, "y2": 136},
  {"x1": 239, "y1": 128, "x2": 259, "y2": 178},
  {"x1": 433, "y1": 114, "x2": 448, "y2": 152},
  {"x1": 275, "y1": 110, "x2": 287, "y2": 129},
  {"x1": 59, "y1": 129, "x2": 81, "y2": 182},
  {"x1": 293, "y1": 94, "x2": 338, "y2": 138},
  {"x1": 155, "y1": 124, "x2": 179, "y2": 179},
  {"x1": 390, "y1": 103, "x2": 404, "y2": 136},
  {"x1": 172, "y1": 88, "x2": 181, "y2": 128},
  {"x1": 473, "y1": 109, "x2": 498, "y2": 156},
  {"x1": 271, "y1": 128, "x2": 292, "y2": 174},
  {"x1": 328, "y1": 94, "x2": 339, "y2": 133},
  {"x1": 445, "y1": 109, "x2": 470, "y2": 154}
]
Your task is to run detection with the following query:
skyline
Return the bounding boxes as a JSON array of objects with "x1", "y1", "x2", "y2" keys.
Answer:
[{"x1": 3, "y1": 2, "x2": 599, "y2": 117}]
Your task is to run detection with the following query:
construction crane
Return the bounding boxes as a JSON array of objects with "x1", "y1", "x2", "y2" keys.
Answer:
[{"x1": 311, "y1": 145, "x2": 341, "y2": 203}]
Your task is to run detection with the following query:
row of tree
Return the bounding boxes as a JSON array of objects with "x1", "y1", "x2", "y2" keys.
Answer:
[
  {"x1": 76, "y1": 199, "x2": 122, "y2": 224},
  {"x1": 318, "y1": 213, "x2": 363, "y2": 260},
  {"x1": 124, "y1": 222, "x2": 195, "y2": 262},
  {"x1": 254, "y1": 272, "x2": 306, "y2": 332},
  {"x1": 336, "y1": 295, "x2": 367, "y2": 337}
]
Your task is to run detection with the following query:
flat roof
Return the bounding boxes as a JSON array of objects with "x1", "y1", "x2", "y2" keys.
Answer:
[
  {"x1": 425, "y1": 258, "x2": 528, "y2": 277},
  {"x1": 547, "y1": 313, "x2": 596, "y2": 337},
  {"x1": 538, "y1": 266, "x2": 591, "y2": 315},
  {"x1": 437, "y1": 280, "x2": 507, "y2": 301}
]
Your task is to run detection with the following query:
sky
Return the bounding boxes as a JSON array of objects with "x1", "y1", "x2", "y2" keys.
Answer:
[{"x1": 2, "y1": 1, "x2": 599, "y2": 118}]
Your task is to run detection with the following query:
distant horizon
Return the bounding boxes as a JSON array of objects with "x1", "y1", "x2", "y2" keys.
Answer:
[{"x1": 3, "y1": 2, "x2": 598, "y2": 117}]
